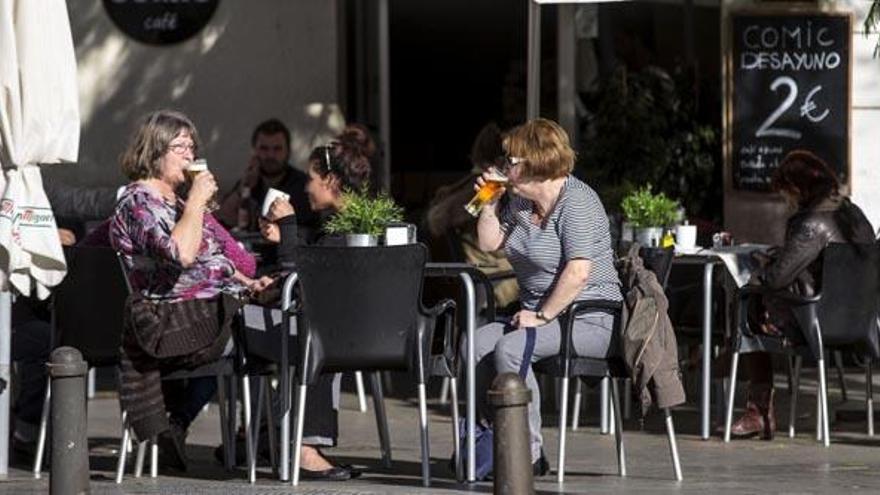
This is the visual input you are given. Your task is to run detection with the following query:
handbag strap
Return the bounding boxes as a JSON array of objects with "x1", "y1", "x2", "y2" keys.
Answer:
[{"x1": 505, "y1": 323, "x2": 537, "y2": 379}]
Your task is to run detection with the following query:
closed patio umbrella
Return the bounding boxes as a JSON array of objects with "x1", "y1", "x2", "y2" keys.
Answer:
[{"x1": 0, "y1": 0, "x2": 80, "y2": 474}]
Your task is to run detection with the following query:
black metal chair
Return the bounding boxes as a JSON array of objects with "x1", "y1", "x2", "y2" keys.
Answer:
[
  {"x1": 32, "y1": 246, "x2": 128, "y2": 478},
  {"x1": 570, "y1": 246, "x2": 674, "y2": 431},
  {"x1": 534, "y1": 245, "x2": 684, "y2": 483},
  {"x1": 289, "y1": 244, "x2": 456, "y2": 487},
  {"x1": 723, "y1": 242, "x2": 880, "y2": 446},
  {"x1": 112, "y1": 252, "x2": 264, "y2": 483}
]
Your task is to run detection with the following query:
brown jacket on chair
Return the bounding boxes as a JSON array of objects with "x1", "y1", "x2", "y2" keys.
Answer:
[
  {"x1": 118, "y1": 293, "x2": 241, "y2": 439},
  {"x1": 619, "y1": 245, "x2": 686, "y2": 414}
]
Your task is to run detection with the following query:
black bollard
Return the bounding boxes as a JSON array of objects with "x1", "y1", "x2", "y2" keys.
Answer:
[
  {"x1": 488, "y1": 373, "x2": 534, "y2": 495},
  {"x1": 48, "y1": 347, "x2": 90, "y2": 495}
]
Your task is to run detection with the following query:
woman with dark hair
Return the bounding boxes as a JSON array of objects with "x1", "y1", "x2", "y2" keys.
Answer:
[
  {"x1": 260, "y1": 124, "x2": 375, "y2": 246},
  {"x1": 251, "y1": 124, "x2": 377, "y2": 481},
  {"x1": 728, "y1": 149, "x2": 875, "y2": 439}
]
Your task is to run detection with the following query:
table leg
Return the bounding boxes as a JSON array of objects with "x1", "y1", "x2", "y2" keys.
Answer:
[
  {"x1": 459, "y1": 273, "x2": 476, "y2": 483},
  {"x1": 701, "y1": 263, "x2": 715, "y2": 440}
]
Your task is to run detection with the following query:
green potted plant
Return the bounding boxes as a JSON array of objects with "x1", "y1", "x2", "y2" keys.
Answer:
[
  {"x1": 324, "y1": 187, "x2": 404, "y2": 246},
  {"x1": 620, "y1": 184, "x2": 680, "y2": 247}
]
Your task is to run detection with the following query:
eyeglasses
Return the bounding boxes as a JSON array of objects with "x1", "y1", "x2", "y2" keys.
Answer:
[
  {"x1": 168, "y1": 142, "x2": 196, "y2": 155},
  {"x1": 501, "y1": 156, "x2": 526, "y2": 172}
]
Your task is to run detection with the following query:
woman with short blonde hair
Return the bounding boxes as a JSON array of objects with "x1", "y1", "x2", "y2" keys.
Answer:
[{"x1": 469, "y1": 118, "x2": 622, "y2": 474}]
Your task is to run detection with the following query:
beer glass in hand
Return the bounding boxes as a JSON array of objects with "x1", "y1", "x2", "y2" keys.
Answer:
[
  {"x1": 464, "y1": 168, "x2": 508, "y2": 217},
  {"x1": 186, "y1": 159, "x2": 219, "y2": 212}
]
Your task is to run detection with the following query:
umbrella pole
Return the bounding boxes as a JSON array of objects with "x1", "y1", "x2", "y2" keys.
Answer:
[{"x1": 0, "y1": 290, "x2": 11, "y2": 476}]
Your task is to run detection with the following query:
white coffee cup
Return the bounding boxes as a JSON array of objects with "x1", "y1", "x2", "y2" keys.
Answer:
[
  {"x1": 261, "y1": 188, "x2": 291, "y2": 218},
  {"x1": 675, "y1": 224, "x2": 697, "y2": 250}
]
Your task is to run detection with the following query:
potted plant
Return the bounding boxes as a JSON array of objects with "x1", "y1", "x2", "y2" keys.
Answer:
[
  {"x1": 324, "y1": 187, "x2": 404, "y2": 247},
  {"x1": 620, "y1": 184, "x2": 680, "y2": 247}
]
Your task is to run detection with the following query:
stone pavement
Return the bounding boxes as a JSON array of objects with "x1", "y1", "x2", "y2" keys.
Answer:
[{"x1": 3, "y1": 370, "x2": 880, "y2": 494}]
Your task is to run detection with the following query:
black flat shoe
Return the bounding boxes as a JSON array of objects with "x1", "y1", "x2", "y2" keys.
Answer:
[
  {"x1": 299, "y1": 465, "x2": 352, "y2": 481},
  {"x1": 533, "y1": 454, "x2": 549, "y2": 477}
]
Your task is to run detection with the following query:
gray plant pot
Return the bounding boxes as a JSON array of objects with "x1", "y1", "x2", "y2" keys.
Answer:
[
  {"x1": 634, "y1": 227, "x2": 664, "y2": 248},
  {"x1": 345, "y1": 233, "x2": 378, "y2": 247}
]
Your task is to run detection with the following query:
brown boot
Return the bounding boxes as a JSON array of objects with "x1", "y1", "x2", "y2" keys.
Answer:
[{"x1": 729, "y1": 385, "x2": 776, "y2": 440}]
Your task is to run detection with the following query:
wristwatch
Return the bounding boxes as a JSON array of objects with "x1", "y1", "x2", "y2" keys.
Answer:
[{"x1": 536, "y1": 310, "x2": 551, "y2": 323}]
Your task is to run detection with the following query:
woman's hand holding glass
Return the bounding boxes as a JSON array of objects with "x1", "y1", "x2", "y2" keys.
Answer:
[
  {"x1": 187, "y1": 170, "x2": 218, "y2": 211},
  {"x1": 467, "y1": 167, "x2": 508, "y2": 217}
]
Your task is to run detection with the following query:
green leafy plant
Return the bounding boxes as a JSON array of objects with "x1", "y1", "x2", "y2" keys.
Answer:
[
  {"x1": 324, "y1": 186, "x2": 404, "y2": 237},
  {"x1": 620, "y1": 184, "x2": 680, "y2": 229}
]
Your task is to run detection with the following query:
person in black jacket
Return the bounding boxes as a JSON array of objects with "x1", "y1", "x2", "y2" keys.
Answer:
[{"x1": 728, "y1": 150, "x2": 875, "y2": 439}]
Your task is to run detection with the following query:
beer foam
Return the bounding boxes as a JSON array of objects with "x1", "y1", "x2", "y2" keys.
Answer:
[
  {"x1": 486, "y1": 169, "x2": 508, "y2": 182},
  {"x1": 187, "y1": 159, "x2": 208, "y2": 171}
]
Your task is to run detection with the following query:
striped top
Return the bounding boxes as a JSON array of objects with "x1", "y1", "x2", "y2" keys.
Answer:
[{"x1": 499, "y1": 175, "x2": 622, "y2": 311}]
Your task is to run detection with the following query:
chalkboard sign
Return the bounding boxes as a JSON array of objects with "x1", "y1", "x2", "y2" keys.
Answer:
[
  {"x1": 103, "y1": 0, "x2": 219, "y2": 46},
  {"x1": 729, "y1": 11, "x2": 851, "y2": 191}
]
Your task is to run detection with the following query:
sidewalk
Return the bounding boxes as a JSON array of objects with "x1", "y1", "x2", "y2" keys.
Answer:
[{"x1": 3, "y1": 371, "x2": 880, "y2": 494}]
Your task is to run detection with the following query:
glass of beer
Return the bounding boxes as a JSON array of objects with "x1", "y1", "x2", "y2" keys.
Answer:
[
  {"x1": 464, "y1": 168, "x2": 508, "y2": 217},
  {"x1": 185, "y1": 159, "x2": 219, "y2": 212}
]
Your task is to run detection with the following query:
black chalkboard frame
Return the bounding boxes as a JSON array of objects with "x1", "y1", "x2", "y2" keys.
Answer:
[{"x1": 724, "y1": 6, "x2": 853, "y2": 195}]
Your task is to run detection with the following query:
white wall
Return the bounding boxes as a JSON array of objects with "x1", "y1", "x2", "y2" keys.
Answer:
[
  {"x1": 45, "y1": 0, "x2": 343, "y2": 192},
  {"x1": 722, "y1": 0, "x2": 880, "y2": 242}
]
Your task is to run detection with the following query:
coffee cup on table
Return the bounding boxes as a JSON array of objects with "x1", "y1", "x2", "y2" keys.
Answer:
[
  {"x1": 261, "y1": 188, "x2": 291, "y2": 219},
  {"x1": 675, "y1": 224, "x2": 697, "y2": 251}
]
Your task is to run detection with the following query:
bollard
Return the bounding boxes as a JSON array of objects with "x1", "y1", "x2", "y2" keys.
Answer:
[
  {"x1": 48, "y1": 347, "x2": 90, "y2": 495},
  {"x1": 488, "y1": 373, "x2": 534, "y2": 495}
]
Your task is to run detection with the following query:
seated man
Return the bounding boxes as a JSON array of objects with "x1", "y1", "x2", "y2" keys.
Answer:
[
  {"x1": 217, "y1": 118, "x2": 318, "y2": 235},
  {"x1": 426, "y1": 122, "x2": 519, "y2": 313}
]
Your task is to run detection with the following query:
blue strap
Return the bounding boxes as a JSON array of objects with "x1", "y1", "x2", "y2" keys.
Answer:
[{"x1": 519, "y1": 326, "x2": 536, "y2": 379}]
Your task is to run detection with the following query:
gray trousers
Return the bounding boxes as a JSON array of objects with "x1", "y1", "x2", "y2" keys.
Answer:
[{"x1": 470, "y1": 313, "x2": 615, "y2": 462}]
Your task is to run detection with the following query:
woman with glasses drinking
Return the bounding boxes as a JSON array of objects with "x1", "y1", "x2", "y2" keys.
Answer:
[
  {"x1": 468, "y1": 118, "x2": 623, "y2": 475},
  {"x1": 110, "y1": 110, "x2": 274, "y2": 472}
]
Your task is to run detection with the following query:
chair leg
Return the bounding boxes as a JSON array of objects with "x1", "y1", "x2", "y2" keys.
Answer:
[
  {"x1": 571, "y1": 378, "x2": 582, "y2": 431},
  {"x1": 817, "y1": 355, "x2": 831, "y2": 447},
  {"x1": 355, "y1": 371, "x2": 368, "y2": 413},
  {"x1": 216, "y1": 376, "x2": 232, "y2": 471},
  {"x1": 610, "y1": 378, "x2": 626, "y2": 477},
  {"x1": 228, "y1": 377, "x2": 238, "y2": 468},
  {"x1": 134, "y1": 439, "x2": 146, "y2": 478},
  {"x1": 600, "y1": 377, "x2": 610, "y2": 435},
  {"x1": 834, "y1": 350, "x2": 847, "y2": 402},
  {"x1": 114, "y1": 410, "x2": 130, "y2": 484},
  {"x1": 242, "y1": 375, "x2": 256, "y2": 483},
  {"x1": 264, "y1": 377, "x2": 278, "y2": 473},
  {"x1": 33, "y1": 380, "x2": 51, "y2": 478},
  {"x1": 664, "y1": 408, "x2": 683, "y2": 481},
  {"x1": 291, "y1": 384, "x2": 308, "y2": 486},
  {"x1": 150, "y1": 436, "x2": 158, "y2": 478},
  {"x1": 789, "y1": 356, "x2": 802, "y2": 438},
  {"x1": 449, "y1": 376, "x2": 463, "y2": 483},
  {"x1": 439, "y1": 376, "x2": 450, "y2": 406},
  {"x1": 623, "y1": 378, "x2": 633, "y2": 420},
  {"x1": 557, "y1": 376, "x2": 570, "y2": 484},
  {"x1": 370, "y1": 371, "x2": 393, "y2": 468},
  {"x1": 867, "y1": 361, "x2": 874, "y2": 437},
  {"x1": 723, "y1": 351, "x2": 740, "y2": 443},
  {"x1": 816, "y1": 379, "x2": 823, "y2": 442},
  {"x1": 253, "y1": 377, "x2": 265, "y2": 464},
  {"x1": 417, "y1": 381, "x2": 431, "y2": 487}
]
